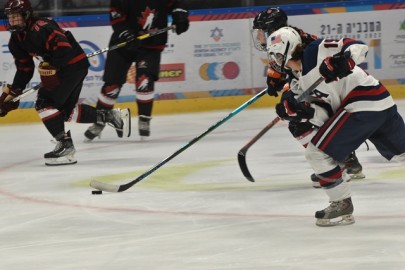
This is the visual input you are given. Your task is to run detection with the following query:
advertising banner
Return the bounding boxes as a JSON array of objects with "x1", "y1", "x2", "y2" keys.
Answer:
[{"x1": 0, "y1": 9, "x2": 404, "y2": 104}]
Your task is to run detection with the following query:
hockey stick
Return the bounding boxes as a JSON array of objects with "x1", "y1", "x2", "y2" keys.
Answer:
[
  {"x1": 238, "y1": 77, "x2": 325, "y2": 182},
  {"x1": 85, "y1": 25, "x2": 175, "y2": 58},
  {"x1": 90, "y1": 88, "x2": 269, "y2": 193},
  {"x1": 7, "y1": 25, "x2": 176, "y2": 102}
]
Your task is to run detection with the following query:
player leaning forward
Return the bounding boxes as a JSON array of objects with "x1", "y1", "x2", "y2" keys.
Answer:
[
  {"x1": 268, "y1": 27, "x2": 405, "y2": 226},
  {"x1": 0, "y1": 0, "x2": 130, "y2": 166}
]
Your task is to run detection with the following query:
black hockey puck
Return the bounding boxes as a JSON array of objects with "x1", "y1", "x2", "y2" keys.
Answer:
[{"x1": 92, "y1": 190, "x2": 103, "y2": 195}]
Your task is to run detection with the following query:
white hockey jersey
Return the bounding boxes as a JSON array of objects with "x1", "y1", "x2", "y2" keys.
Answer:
[{"x1": 298, "y1": 38, "x2": 395, "y2": 127}]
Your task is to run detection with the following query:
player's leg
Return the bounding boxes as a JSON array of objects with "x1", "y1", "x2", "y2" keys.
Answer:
[
  {"x1": 35, "y1": 68, "x2": 88, "y2": 166},
  {"x1": 134, "y1": 49, "x2": 161, "y2": 137},
  {"x1": 306, "y1": 109, "x2": 386, "y2": 226},
  {"x1": 368, "y1": 105, "x2": 405, "y2": 162},
  {"x1": 84, "y1": 49, "x2": 132, "y2": 141}
]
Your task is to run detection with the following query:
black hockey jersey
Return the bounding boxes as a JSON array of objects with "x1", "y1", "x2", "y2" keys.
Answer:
[
  {"x1": 8, "y1": 17, "x2": 89, "y2": 90},
  {"x1": 109, "y1": 0, "x2": 187, "y2": 49}
]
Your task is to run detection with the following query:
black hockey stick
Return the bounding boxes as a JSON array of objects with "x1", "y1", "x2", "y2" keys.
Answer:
[
  {"x1": 90, "y1": 88, "x2": 269, "y2": 193},
  {"x1": 238, "y1": 77, "x2": 325, "y2": 182},
  {"x1": 7, "y1": 25, "x2": 176, "y2": 102},
  {"x1": 86, "y1": 25, "x2": 175, "y2": 58}
]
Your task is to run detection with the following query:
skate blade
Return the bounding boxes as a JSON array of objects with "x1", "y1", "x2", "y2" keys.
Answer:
[
  {"x1": 83, "y1": 135, "x2": 100, "y2": 143},
  {"x1": 350, "y1": 172, "x2": 366, "y2": 180},
  {"x1": 316, "y1": 214, "x2": 355, "y2": 227},
  {"x1": 121, "y1": 108, "x2": 131, "y2": 138},
  {"x1": 45, "y1": 155, "x2": 77, "y2": 166}
]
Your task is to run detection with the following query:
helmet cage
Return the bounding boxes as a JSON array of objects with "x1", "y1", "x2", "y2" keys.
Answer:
[
  {"x1": 251, "y1": 8, "x2": 288, "y2": 52},
  {"x1": 4, "y1": 0, "x2": 33, "y2": 32}
]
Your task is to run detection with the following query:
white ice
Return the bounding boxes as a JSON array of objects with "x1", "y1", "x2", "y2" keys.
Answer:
[{"x1": 1, "y1": 100, "x2": 405, "y2": 270}]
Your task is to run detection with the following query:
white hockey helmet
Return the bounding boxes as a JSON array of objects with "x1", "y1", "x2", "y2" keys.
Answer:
[{"x1": 266, "y1": 27, "x2": 302, "y2": 72}]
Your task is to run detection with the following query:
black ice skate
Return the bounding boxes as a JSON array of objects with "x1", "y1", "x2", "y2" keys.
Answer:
[
  {"x1": 105, "y1": 108, "x2": 131, "y2": 138},
  {"x1": 84, "y1": 123, "x2": 105, "y2": 142},
  {"x1": 311, "y1": 151, "x2": 365, "y2": 188},
  {"x1": 84, "y1": 108, "x2": 131, "y2": 142},
  {"x1": 45, "y1": 131, "x2": 77, "y2": 166},
  {"x1": 315, "y1": 197, "x2": 355, "y2": 227},
  {"x1": 139, "y1": 115, "x2": 151, "y2": 137},
  {"x1": 344, "y1": 152, "x2": 365, "y2": 179}
]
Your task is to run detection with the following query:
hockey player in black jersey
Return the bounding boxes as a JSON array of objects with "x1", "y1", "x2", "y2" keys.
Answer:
[
  {"x1": 251, "y1": 7, "x2": 364, "y2": 186},
  {"x1": 0, "y1": 0, "x2": 131, "y2": 166},
  {"x1": 84, "y1": 0, "x2": 190, "y2": 141}
]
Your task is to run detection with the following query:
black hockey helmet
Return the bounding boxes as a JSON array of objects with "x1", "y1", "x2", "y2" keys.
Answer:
[
  {"x1": 4, "y1": 0, "x2": 33, "y2": 32},
  {"x1": 251, "y1": 7, "x2": 288, "y2": 52},
  {"x1": 253, "y1": 7, "x2": 288, "y2": 33}
]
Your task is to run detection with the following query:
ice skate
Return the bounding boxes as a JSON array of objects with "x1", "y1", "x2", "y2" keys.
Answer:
[
  {"x1": 315, "y1": 197, "x2": 355, "y2": 227},
  {"x1": 311, "y1": 152, "x2": 365, "y2": 188},
  {"x1": 139, "y1": 115, "x2": 151, "y2": 138},
  {"x1": 87, "y1": 108, "x2": 131, "y2": 140},
  {"x1": 84, "y1": 123, "x2": 105, "y2": 142},
  {"x1": 45, "y1": 131, "x2": 77, "y2": 166},
  {"x1": 344, "y1": 152, "x2": 365, "y2": 179}
]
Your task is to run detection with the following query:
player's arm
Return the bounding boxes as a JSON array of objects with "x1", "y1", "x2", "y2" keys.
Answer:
[
  {"x1": 8, "y1": 37, "x2": 35, "y2": 90},
  {"x1": 169, "y1": 0, "x2": 189, "y2": 35},
  {"x1": 319, "y1": 38, "x2": 368, "y2": 83}
]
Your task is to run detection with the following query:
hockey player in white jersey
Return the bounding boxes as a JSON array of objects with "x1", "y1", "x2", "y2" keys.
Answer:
[{"x1": 268, "y1": 27, "x2": 405, "y2": 226}]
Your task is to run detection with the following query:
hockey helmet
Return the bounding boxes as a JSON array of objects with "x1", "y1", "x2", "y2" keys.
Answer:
[
  {"x1": 267, "y1": 27, "x2": 302, "y2": 72},
  {"x1": 251, "y1": 7, "x2": 288, "y2": 51},
  {"x1": 4, "y1": 0, "x2": 33, "y2": 32}
]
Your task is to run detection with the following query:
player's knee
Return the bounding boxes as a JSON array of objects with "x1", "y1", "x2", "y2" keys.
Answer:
[
  {"x1": 288, "y1": 121, "x2": 316, "y2": 147},
  {"x1": 101, "y1": 83, "x2": 121, "y2": 99}
]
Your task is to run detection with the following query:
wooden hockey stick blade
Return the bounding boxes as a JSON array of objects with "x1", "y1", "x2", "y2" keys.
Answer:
[
  {"x1": 237, "y1": 77, "x2": 325, "y2": 182},
  {"x1": 90, "y1": 88, "x2": 268, "y2": 193},
  {"x1": 237, "y1": 117, "x2": 281, "y2": 182}
]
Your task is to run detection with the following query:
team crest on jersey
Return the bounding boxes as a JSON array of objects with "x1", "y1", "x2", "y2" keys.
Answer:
[{"x1": 138, "y1": 6, "x2": 156, "y2": 31}]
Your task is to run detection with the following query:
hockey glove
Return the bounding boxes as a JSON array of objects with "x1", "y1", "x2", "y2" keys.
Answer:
[
  {"x1": 0, "y1": 84, "x2": 22, "y2": 106},
  {"x1": 172, "y1": 8, "x2": 189, "y2": 35},
  {"x1": 275, "y1": 91, "x2": 315, "y2": 122},
  {"x1": 0, "y1": 100, "x2": 20, "y2": 117},
  {"x1": 118, "y1": 30, "x2": 141, "y2": 50},
  {"x1": 266, "y1": 66, "x2": 286, "y2": 97},
  {"x1": 38, "y1": 62, "x2": 60, "y2": 90},
  {"x1": 319, "y1": 51, "x2": 355, "y2": 83}
]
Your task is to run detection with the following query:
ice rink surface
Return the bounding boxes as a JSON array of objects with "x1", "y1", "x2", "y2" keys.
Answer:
[{"x1": 1, "y1": 100, "x2": 405, "y2": 270}]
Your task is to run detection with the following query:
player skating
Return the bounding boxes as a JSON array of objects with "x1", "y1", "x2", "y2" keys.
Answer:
[
  {"x1": 84, "y1": 0, "x2": 189, "y2": 141},
  {"x1": 0, "y1": 0, "x2": 131, "y2": 166},
  {"x1": 251, "y1": 7, "x2": 364, "y2": 186},
  {"x1": 268, "y1": 26, "x2": 405, "y2": 226}
]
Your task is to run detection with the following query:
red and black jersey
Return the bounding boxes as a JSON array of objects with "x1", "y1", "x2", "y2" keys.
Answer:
[
  {"x1": 109, "y1": 0, "x2": 186, "y2": 50},
  {"x1": 8, "y1": 17, "x2": 89, "y2": 90}
]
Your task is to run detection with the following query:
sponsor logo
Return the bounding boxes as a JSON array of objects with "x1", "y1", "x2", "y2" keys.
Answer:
[
  {"x1": 395, "y1": 20, "x2": 405, "y2": 43},
  {"x1": 319, "y1": 21, "x2": 382, "y2": 39},
  {"x1": 159, "y1": 63, "x2": 185, "y2": 82},
  {"x1": 210, "y1": 27, "x2": 224, "y2": 42},
  {"x1": 126, "y1": 63, "x2": 185, "y2": 83},
  {"x1": 199, "y1": 62, "x2": 239, "y2": 81}
]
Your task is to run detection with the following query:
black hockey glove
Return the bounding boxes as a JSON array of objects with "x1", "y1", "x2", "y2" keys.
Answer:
[
  {"x1": 172, "y1": 8, "x2": 189, "y2": 35},
  {"x1": 275, "y1": 91, "x2": 315, "y2": 122},
  {"x1": 0, "y1": 100, "x2": 20, "y2": 117},
  {"x1": 0, "y1": 84, "x2": 22, "y2": 106},
  {"x1": 319, "y1": 51, "x2": 355, "y2": 83},
  {"x1": 118, "y1": 30, "x2": 141, "y2": 50},
  {"x1": 266, "y1": 66, "x2": 286, "y2": 97}
]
